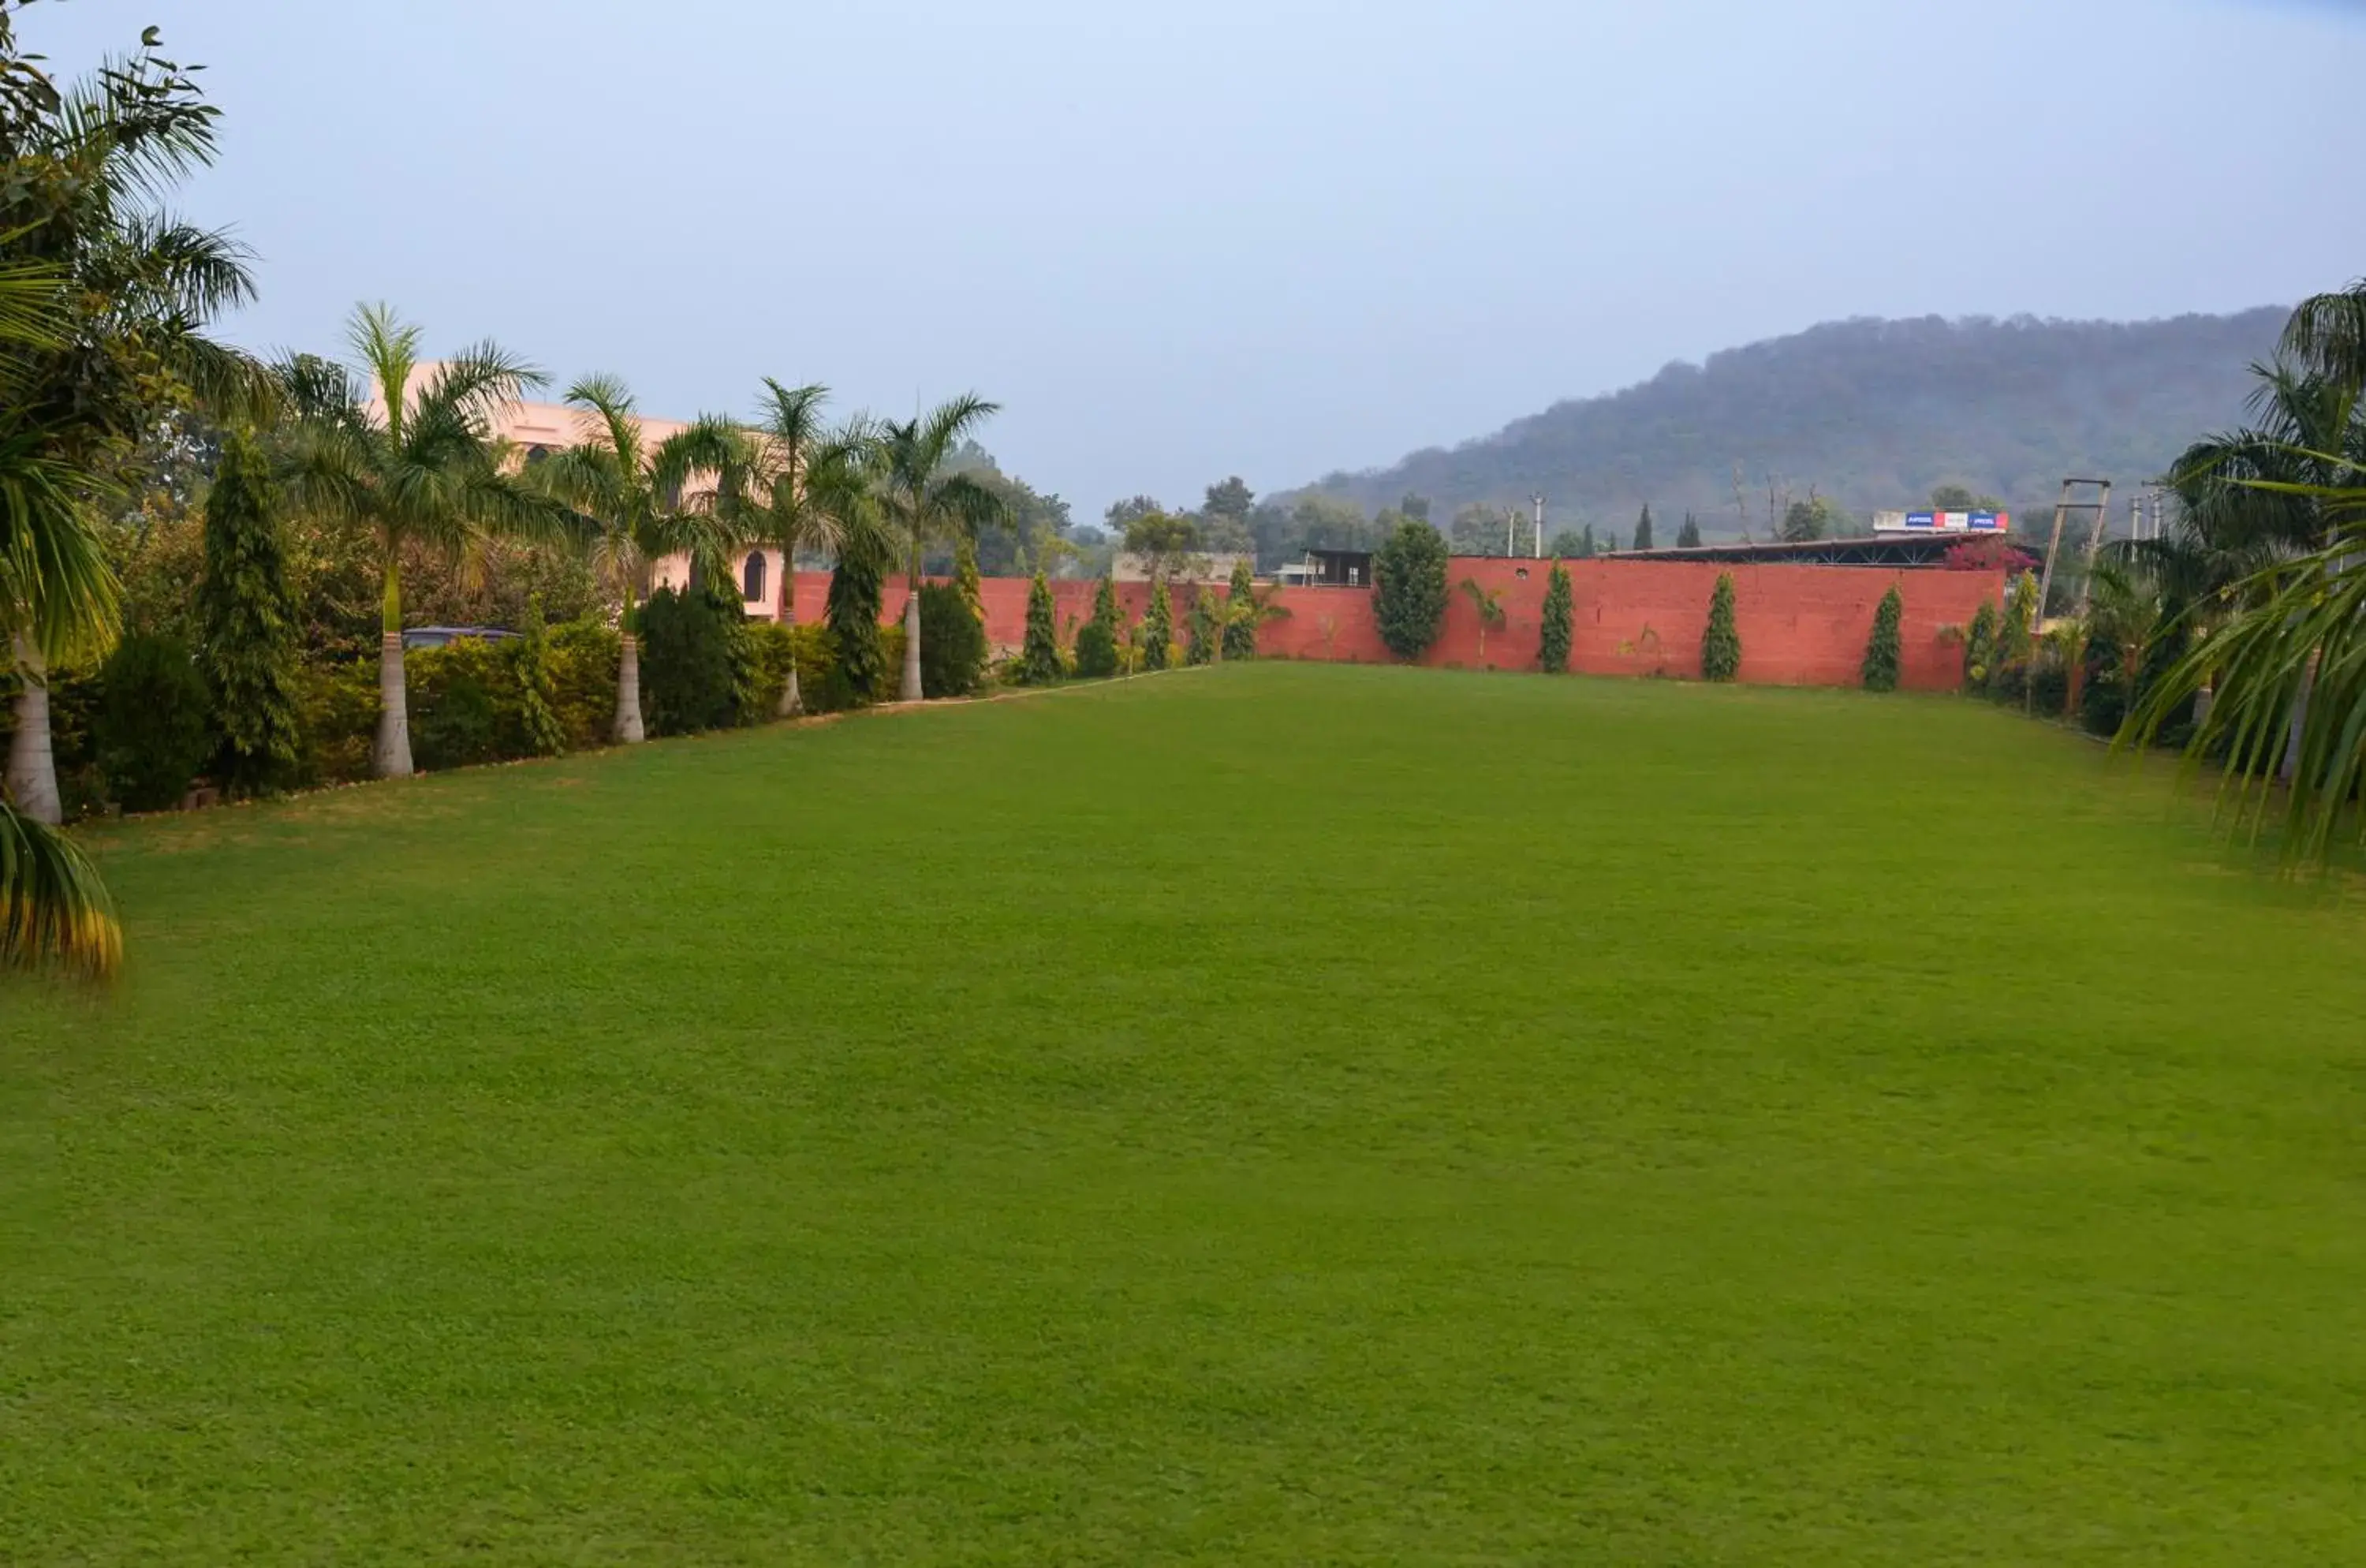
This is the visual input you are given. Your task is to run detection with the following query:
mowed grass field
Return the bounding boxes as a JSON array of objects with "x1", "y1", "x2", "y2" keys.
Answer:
[{"x1": 7, "y1": 662, "x2": 2365, "y2": 1564}]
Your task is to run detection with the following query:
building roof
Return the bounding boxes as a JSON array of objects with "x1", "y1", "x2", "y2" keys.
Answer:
[{"x1": 1604, "y1": 535, "x2": 2033, "y2": 569}]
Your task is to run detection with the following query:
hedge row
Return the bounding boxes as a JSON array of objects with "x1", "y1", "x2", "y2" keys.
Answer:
[{"x1": 3, "y1": 597, "x2": 911, "y2": 815}]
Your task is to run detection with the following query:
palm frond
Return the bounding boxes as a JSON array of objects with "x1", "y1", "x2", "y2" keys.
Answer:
[
  {"x1": 2282, "y1": 278, "x2": 2366, "y2": 393},
  {"x1": 1, "y1": 801, "x2": 121, "y2": 982},
  {"x1": 0, "y1": 422, "x2": 121, "y2": 659}
]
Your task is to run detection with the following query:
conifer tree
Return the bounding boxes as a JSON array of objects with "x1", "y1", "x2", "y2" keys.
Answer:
[
  {"x1": 954, "y1": 536, "x2": 987, "y2": 626},
  {"x1": 1143, "y1": 575, "x2": 1174, "y2": 670},
  {"x1": 1020, "y1": 569, "x2": 1062, "y2": 685},
  {"x1": 1700, "y1": 572, "x2": 1742, "y2": 681},
  {"x1": 1579, "y1": 524, "x2": 1596, "y2": 558},
  {"x1": 1633, "y1": 504, "x2": 1655, "y2": 551},
  {"x1": 1539, "y1": 562, "x2": 1573, "y2": 674},
  {"x1": 1861, "y1": 584, "x2": 1903, "y2": 692},
  {"x1": 1962, "y1": 599, "x2": 1999, "y2": 689},
  {"x1": 1073, "y1": 575, "x2": 1121, "y2": 678},
  {"x1": 196, "y1": 430, "x2": 304, "y2": 793},
  {"x1": 1185, "y1": 583, "x2": 1218, "y2": 665},
  {"x1": 1677, "y1": 513, "x2": 1704, "y2": 548},
  {"x1": 1221, "y1": 557, "x2": 1260, "y2": 661}
]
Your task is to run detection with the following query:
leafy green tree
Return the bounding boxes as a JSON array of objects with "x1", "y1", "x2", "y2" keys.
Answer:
[
  {"x1": 1677, "y1": 513, "x2": 1704, "y2": 548},
  {"x1": 1995, "y1": 571, "x2": 2039, "y2": 693},
  {"x1": 278, "y1": 308, "x2": 569, "y2": 775},
  {"x1": 1782, "y1": 497, "x2": 1841, "y2": 543},
  {"x1": 1074, "y1": 573, "x2": 1121, "y2": 678},
  {"x1": 531, "y1": 374, "x2": 740, "y2": 745},
  {"x1": 1123, "y1": 510, "x2": 1200, "y2": 584},
  {"x1": 1221, "y1": 557, "x2": 1260, "y2": 661},
  {"x1": 873, "y1": 395, "x2": 1006, "y2": 702},
  {"x1": 1019, "y1": 569, "x2": 1062, "y2": 684},
  {"x1": 1142, "y1": 574, "x2": 1174, "y2": 670},
  {"x1": 1961, "y1": 599, "x2": 1999, "y2": 689},
  {"x1": 1539, "y1": 562, "x2": 1573, "y2": 672},
  {"x1": 1547, "y1": 528, "x2": 1585, "y2": 558},
  {"x1": 1204, "y1": 477, "x2": 1254, "y2": 528},
  {"x1": 1861, "y1": 584, "x2": 1903, "y2": 692},
  {"x1": 197, "y1": 428, "x2": 302, "y2": 792},
  {"x1": 1700, "y1": 573, "x2": 1741, "y2": 681},
  {"x1": 1372, "y1": 519, "x2": 1449, "y2": 661},
  {"x1": 1458, "y1": 577, "x2": 1507, "y2": 662},
  {"x1": 1632, "y1": 505, "x2": 1655, "y2": 551}
]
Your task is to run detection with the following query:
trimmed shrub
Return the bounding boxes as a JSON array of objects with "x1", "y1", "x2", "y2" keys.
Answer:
[
  {"x1": 1222, "y1": 558, "x2": 1259, "y2": 661},
  {"x1": 295, "y1": 659, "x2": 378, "y2": 787},
  {"x1": 1539, "y1": 562, "x2": 1573, "y2": 673},
  {"x1": 1142, "y1": 577, "x2": 1174, "y2": 670},
  {"x1": 407, "y1": 637, "x2": 509, "y2": 771},
  {"x1": 1019, "y1": 570, "x2": 1062, "y2": 685},
  {"x1": 1075, "y1": 576, "x2": 1122, "y2": 678},
  {"x1": 636, "y1": 585, "x2": 742, "y2": 736},
  {"x1": 1700, "y1": 573, "x2": 1741, "y2": 682},
  {"x1": 1961, "y1": 600, "x2": 1998, "y2": 689},
  {"x1": 197, "y1": 429, "x2": 303, "y2": 793},
  {"x1": 1373, "y1": 519, "x2": 1450, "y2": 661},
  {"x1": 545, "y1": 619, "x2": 621, "y2": 750},
  {"x1": 510, "y1": 600, "x2": 567, "y2": 756},
  {"x1": 92, "y1": 633, "x2": 215, "y2": 811},
  {"x1": 1861, "y1": 584, "x2": 1903, "y2": 692},
  {"x1": 919, "y1": 581, "x2": 987, "y2": 698}
]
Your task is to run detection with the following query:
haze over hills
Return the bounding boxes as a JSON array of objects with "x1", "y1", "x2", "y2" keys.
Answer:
[{"x1": 1297, "y1": 308, "x2": 2286, "y2": 539}]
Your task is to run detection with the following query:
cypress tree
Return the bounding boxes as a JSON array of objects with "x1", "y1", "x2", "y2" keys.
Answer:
[
  {"x1": 1861, "y1": 584, "x2": 1904, "y2": 692},
  {"x1": 1700, "y1": 572, "x2": 1741, "y2": 681},
  {"x1": 1075, "y1": 574, "x2": 1121, "y2": 678},
  {"x1": 196, "y1": 429, "x2": 303, "y2": 793},
  {"x1": 1633, "y1": 504, "x2": 1655, "y2": 551},
  {"x1": 1961, "y1": 599, "x2": 1999, "y2": 689},
  {"x1": 1185, "y1": 583, "x2": 1218, "y2": 666},
  {"x1": 1020, "y1": 569, "x2": 1062, "y2": 685},
  {"x1": 1578, "y1": 525, "x2": 1596, "y2": 559},
  {"x1": 1143, "y1": 576, "x2": 1174, "y2": 670},
  {"x1": 825, "y1": 525, "x2": 891, "y2": 704},
  {"x1": 1539, "y1": 562, "x2": 1573, "y2": 674},
  {"x1": 1677, "y1": 513, "x2": 1704, "y2": 549},
  {"x1": 954, "y1": 536, "x2": 986, "y2": 626},
  {"x1": 1221, "y1": 557, "x2": 1259, "y2": 661}
]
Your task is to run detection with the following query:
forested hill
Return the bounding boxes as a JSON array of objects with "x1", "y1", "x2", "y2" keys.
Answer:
[{"x1": 1301, "y1": 308, "x2": 2286, "y2": 536}]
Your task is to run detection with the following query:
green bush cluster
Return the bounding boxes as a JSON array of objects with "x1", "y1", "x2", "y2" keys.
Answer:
[
  {"x1": 1075, "y1": 577, "x2": 1122, "y2": 679},
  {"x1": 918, "y1": 581, "x2": 987, "y2": 698}
]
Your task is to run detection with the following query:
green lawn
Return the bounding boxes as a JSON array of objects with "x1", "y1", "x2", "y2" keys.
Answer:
[{"x1": 7, "y1": 663, "x2": 2364, "y2": 1564}]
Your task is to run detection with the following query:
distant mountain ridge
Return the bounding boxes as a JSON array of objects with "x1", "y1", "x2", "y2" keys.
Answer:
[{"x1": 1301, "y1": 308, "x2": 2286, "y2": 537}]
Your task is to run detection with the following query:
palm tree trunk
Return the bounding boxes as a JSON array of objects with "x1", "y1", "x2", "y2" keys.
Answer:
[
  {"x1": 615, "y1": 633, "x2": 645, "y2": 743},
  {"x1": 899, "y1": 560, "x2": 924, "y2": 703},
  {"x1": 775, "y1": 551, "x2": 802, "y2": 718},
  {"x1": 6, "y1": 633, "x2": 64, "y2": 826},
  {"x1": 373, "y1": 556, "x2": 413, "y2": 778}
]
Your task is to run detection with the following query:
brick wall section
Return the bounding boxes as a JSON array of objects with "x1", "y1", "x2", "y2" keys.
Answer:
[{"x1": 777, "y1": 561, "x2": 2004, "y2": 692}]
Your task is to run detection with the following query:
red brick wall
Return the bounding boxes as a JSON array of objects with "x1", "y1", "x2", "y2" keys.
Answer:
[{"x1": 780, "y1": 561, "x2": 2003, "y2": 692}]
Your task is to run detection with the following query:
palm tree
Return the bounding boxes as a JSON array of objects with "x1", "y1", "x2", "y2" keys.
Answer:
[
  {"x1": 1459, "y1": 577, "x2": 1507, "y2": 662},
  {"x1": 2282, "y1": 276, "x2": 2366, "y2": 393},
  {"x1": 278, "y1": 305, "x2": 567, "y2": 777},
  {"x1": 3, "y1": 25, "x2": 265, "y2": 825},
  {"x1": 531, "y1": 375, "x2": 742, "y2": 743},
  {"x1": 721, "y1": 381, "x2": 876, "y2": 716},
  {"x1": 2126, "y1": 338, "x2": 2366, "y2": 861},
  {"x1": 871, "y1": 396, "x2": 1006, "y2": 702}
]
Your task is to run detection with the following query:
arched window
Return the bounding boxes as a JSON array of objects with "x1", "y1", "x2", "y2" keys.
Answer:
[
  {"x1": 741, "y1": 551, "x2": 767, "y2": 605},
  {"x1": 524, "y1": 444, "x2": 551, "y2": 465}
]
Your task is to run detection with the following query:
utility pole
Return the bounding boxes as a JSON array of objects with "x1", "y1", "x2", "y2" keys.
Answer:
[
  {"x1": 1532, "y1": 495, "x2": 1546, "y2": 558},
  {"x1": 1505, "y1": 507, "x2": 1514, "y2": 559}
]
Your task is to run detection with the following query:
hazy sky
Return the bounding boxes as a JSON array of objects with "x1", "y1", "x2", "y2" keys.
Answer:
[{"x1": 29, "y1": 0, "x2": 2366, "y2": 522}]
